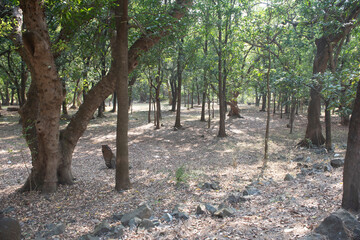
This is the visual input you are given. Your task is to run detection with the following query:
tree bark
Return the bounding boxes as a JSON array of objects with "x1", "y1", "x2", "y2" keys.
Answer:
[
  {"x1": 114, "y1": 0, "x2": 130, "y2": 191},
  {"x1": 324, "y1": 100, "x2": 332, "y2": 151},
  {"x1": 174, "y1": 39, "x2": 183, "y2": 129},
  {"x1": 342, "y1": 81, "x2": 360, "y2": 212}
]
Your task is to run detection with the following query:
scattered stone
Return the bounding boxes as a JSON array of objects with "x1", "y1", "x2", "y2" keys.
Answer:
[
  {"x1": 101, "y1": 145, "x2": 115, "y2": 169},
  {"x1": 334, "y1": 153, "x2": 341, "y2": 157},
  {"x1": 120, "y1": 203, "x2": 152, "y2": 226},
  {"x1": 78, "y1": 234, "x2": 100, "y2": 240},
  {"x1": 214, "y1": 207, "x2": 236, "y2": 218},
  {"x1": 201, "y1": 182, "x2": 220, "y2": 190},
  {"x1": 341, "y1": 144, "x2": 347, "y2": 149},
  {"x1": 128, "y1": 217, "x2": 142, "y2": 230},
  {"x1": 43, "y1": 223, "x2": 65, "y2": 237},
  {"x1": 298, "y1": 233, "x2": 327, "y2": 240},
  {"x1": 138, "y1": 219, "x2": 155, "y2": 229},
  {"x1": 324, "y1": 163, "x2": 333, "y2": 172},
  {"x1": 314, "y1": 148, "x2": 327, "y2": 154},
  {"x1": 177, "y1": 212, "x2": 189, "y2": 220},
  {"x1": 227, "y1": 194, "x2": 249, "y2": 205},
  {"x1": 314, "y1": 209, "x2": 360, "y2": 240},
  {"x1": 300, "y1": 168, "x2": 314, "y2": 176},
  {"x1": 312, "y1": 163, "x2": 325, "y2": 171},
  {"x1": 243, "y1": 187, "x2": 260, "y2": 196},
  {"x1": 196, "y1": 204, "x2": 206, "y2": 215},
  {"x1": 107, "y1": 226, "x2": 124, "y2": 238},
  {"x1": 112, "y1": 213, "x2": 123, "y2": 221},
  {"x1": 331, "y1": 159, "x2": 345, "y2": 168},
  {"x1": 93, "y1": 221, "x2": 111, "y2": 236},
  {"x1": 160, "y1": 213, "x2": 173, "y2": 222},
  {"x1": 2, "y1": 206, "x2": 15, "y2": 214},
  {"x1": 293, "y1": 155, "x2": 304, "y2": 162},
  {"x1": 305, "y1": 156, "x2": 312, "y2": 162},
  {"x1": 205, "y1": 204, "x2": 217, "y2": 215},
  {"x1": 0, "y1": 215, "x2": 21, "y2": 240},
  {"x1": 284, "y1": 174, "x2": 294, "y2": 181}
]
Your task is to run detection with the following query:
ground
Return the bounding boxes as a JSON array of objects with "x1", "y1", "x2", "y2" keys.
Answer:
[{"x1": 0, "y1": 102, "x2": 348, "y2": 239}]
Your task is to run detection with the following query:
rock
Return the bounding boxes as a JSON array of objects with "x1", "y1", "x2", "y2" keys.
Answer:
[
  {"x1": 312, "y1": 163, "x2": 325, "y2": 172},
  {"x1": 177, "y1": 212, "x2": 189, "y2": 220},
  {"x1": 0, "y1": 216, "x2": 21, "y2": 240},
  {"x1": 205, "y1": 204, "x2": 217, "y2": 215},
  {"x1": 128, "y1": 217, "x2": 142, "y2": 230},
  {"x1": 284, "y1": 174, "x2": 294, "y2": 181},
  {"x1": 2, "y1": 207, "x2": 15, "y2": 214},
  {"x1": 314, "y1": 148, "x2": 327, "y2": 154},
  {"x1": 43, "y1": 223, "x2": 65, "y2": 237},
  {"x1": 293, "y1": 155, "x2": 304, "y2": 162},
  {"x1": 305, "y1": 156, "x2": 312, "y2": 162},
  {"x1": 112, "y1": 213, "x2": 123, "y2": 221},
  {"x1": 201, "y1": 182, "x2": 220, "y2": 190},
  {"x1": 138, "y1": 219, "x2": 155, "y2": 229},
  {"x1": 314, "y1": 209, "x2": 360, "y2": 240},
  {"x1": 107, "y1": 226, "x2": 124, "y2": 238},
  {"x1": 160, "y1": 213, "x2": 173, "y2": 222},
  {"x1": 101, "y1": 145, "x2": 116, "y2": 169},
  {"x1": 324, "y1": 163, "x2": 333, "y2": 172},
  {"x1": 93, "y1": 221, "x2": 111, "y2": 236},
  {"x1": 196, "y1": 204, "x2": 206, "y2": 215},
  {"x1": 331, "y1": 159, "x2": 345, "y2": 168},
  {"x1": 227, "y1": 194, "x2": 249, "y2": 205},
  {"x1": 243, "y1": 187, "x2": 260, "y2": 196},
  {"x1": 214, "y1": 207, "x2": 236, "y2": 218},
  {"x1": 78, "y1": 235, "x2": 100, "y2": 240},
  {"x1": 120, "y1": 203, "x2": 152, "y2": 226},
  {"x1": 298, "y1": 233, "x2": 327, "y2": 240},
  {"x1": 300, "y1": 168, "x2": 314, "y2": 176}
]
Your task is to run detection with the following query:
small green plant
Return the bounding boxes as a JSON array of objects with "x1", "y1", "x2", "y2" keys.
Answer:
[{"x1": 175, "y1": 165, "x2": 188, "y2": 185}]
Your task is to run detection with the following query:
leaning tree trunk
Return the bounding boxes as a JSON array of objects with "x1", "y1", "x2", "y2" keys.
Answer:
[
  {"x1": 342, "y1": 81, "x2": 360, "y2": 212},
  {"x1": 19, "y1": 0, "x2": 64, "y2": 193}
]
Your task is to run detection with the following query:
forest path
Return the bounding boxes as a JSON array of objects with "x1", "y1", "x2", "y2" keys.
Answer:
[{"x1": 0, "y1": 102, "x2": 348, "y2": 239}]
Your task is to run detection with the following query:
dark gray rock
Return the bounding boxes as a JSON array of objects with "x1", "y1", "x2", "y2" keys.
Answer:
[
  {"x1": 300, "y1": 168, "x2": 314, "y2": 176},
  {"x1": 43, "y1": 223, "x2": 65, "y2": 237},
  {"x1": 298, "y1": 233, "x2": 327, "y2": 240},
  {"x1": 331, "y1": 159, "x2": 345, "y2": 168},
  {"x1": 201, "y1": 182, "x2": 220, "y2": 190},
  {"x1": 243, "y1": 187, "x2": 260, "y2": 196},
  {"x1": 227, "y1": 194, "x2": 249, "y2": 205},
  {"x1": 293, "y1": 155, "x2": 304, "y2": 162},
  {"x1": 205, "y1": 204, "x2": 217, "y2": 215},
  {"x1": 93, "y1": 221, "x2": 111, "y2": 236},
  {"x1": 107, "y1": 226, "x2": 124, "y2": 238},
  {"x1": 284, "y1": 174, "x2": 294, "y2": 181},
  {"x1": 214, "y1": 207, "x2": 236, "y2": 218},
  {"x1": 112, "y1": 213, "x2": 123, "y2": 221},
  {"x1": 324, "y1": 163, "x2": 333, "y2": 172},
  {"x1": 78, "y1": 234, "x2": 100, "y2": 240},
  {"x1": 196, "y1": 204, "x2": 206, "y2": 215},
  {"x1": 0, "y1": 216, "x2": 21, "y2": 240},
  {"x1": 138, "y1": 219, "x2": 155, "y2": 229},
  {"x1": 160, "y1": 213, "x2": 173, "y2": 222},
  {"x1": 128, "y1": 217, "x2": 142, "y2": 230},
  {"x1": 314, "y1": 209, "x2": 360, "y2": 240},
  {"x1": 314, "y1": 148, "x2": 327, "y2": 154},
  {"x1": 177, "y1": 212, "x2": 189, "y2": 220},
  {"x1": 120, "y1": 203, "x2": 152, "y2": 226}
]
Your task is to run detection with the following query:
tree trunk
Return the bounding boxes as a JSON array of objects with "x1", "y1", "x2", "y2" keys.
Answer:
[
  {"x1": 174, "y1": 39, "x2": 183, "y2": 129},
  {"x1": 342, "y1": 81, "x2": 360, "y2": 212},
  {"x1": 289, "y1": 95, "x2": 296, "y2": 134},
  {"x1": 260, "y1": 93, "x2": 266, "y2": 112},
  {"x1": 217, "y1": 7, "x2": 226, "y2": 138},
  {"x1": 115, "y1": 0, "x2": 130, "y2": 191},
  {"x1": 324, "y1": 100, "x2": 332, "y2": 151},
  {"x1": 200, "y1": 84, "x2": 207, "y2": 122},
  {"x1": 111, "y1": 91, "x2": 117, "y2": 112},
  {"x1": 19, "y1": 0, "x2": 64, "y2": 193},
  {"x1": 148, "y1": 82, "x2": 152, "y2": 123}
]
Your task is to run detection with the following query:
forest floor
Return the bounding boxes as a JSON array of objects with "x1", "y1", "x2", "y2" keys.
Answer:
[{"x1": 0, "y1": 102, "x2": 348, "y2": 239}]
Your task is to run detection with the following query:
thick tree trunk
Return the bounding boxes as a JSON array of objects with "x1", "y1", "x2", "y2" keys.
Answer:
[
  {"x1": 19, "y1": 0, "x2": 64, "y2": 193},
  {"x1": 342, "y1": 81, "x2": 360, "y2": 212},
  {"x1": 260, "y1": 93, "x2": 266, "y2": 112},
  {"x1": 111, "y1": 91, "x2": 117, "y2": 112},
  {"x1": 217, "y1": 9, "x2": 226, "y2": 137}
]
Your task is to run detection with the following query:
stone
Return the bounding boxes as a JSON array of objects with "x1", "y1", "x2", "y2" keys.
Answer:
[
  {"x1": 284, "y1": 174, "x2": 294, "y2": 181},
  {"x1": 128, "y1": 217, "x2": 142, "y2": 230},
  {"x1": 293, "y1": 155, "x2": 304, "y2": 162},
  {"x1": 314, "y1": 209, "x2": 360, "y2": 240},
  {"x1": 196, "y1": 204, "x2": 206, "y2": 215},
  {"x1": 214, "y1": 207, "x2": 236, "y2": 218},
  {"x1": 331, "y1": 159, "x2": 345, "y2": 168},
  {"x1": 205, "y1": 204, "x2": 217, "y2": 215},
  {"x1": 101, "y1": 145, "x2": 116, "y2": 169},
  {"x1": 160, "y1": 213, "x2": 173, "y2": 222},
  {"x1": 43, "y1": 223, "x2": 65, "y2": 237},
  {"x1": 243, "y1": 187, "x2": 260, "y2": 196},
  {"x1": 138, "y1": 219, "x2": 155, "y2": 229},
  {"x1": 227, "y1": 194, "x2": 249, "y2": 205},
  {"x1": 324, "y1": 163, "x2": 333, "y2": 172},
  {"x1": 93, "y1": 221, "x2": 111, "y2": 236},
  {"x1": 312, "y1": 163, "x2": 325, "y2": 172},
  {"x1": 177, "y1": 212, "x2": 189, "y2": 220},
  {"x1": 314, "y1": 148, "x2": 327, "y2": 154},
  {"x1": 120, "y1": 204, "x2": 152, "y2": 226},
  {"x1": 107, "y1": 226, "x2": 124, "y2": 238},
  {"x1": 78, "y1": 235, "x2": 100, "y2": 240},
  {"x1": 112, "y1": 213, "x2": 123, "y2": 221},
  {"x1": 201, "y1": 182, "x2": 220, "y2": 190},
  {"x1": 298, "y1": 233, "x2": 327, "y2": 240},
  {"x1": 305, "y1": 156, "x2": 312, "y2": 162},
  {"x1": 0, "y1": 216, "x2": 21, "y2": 240}
]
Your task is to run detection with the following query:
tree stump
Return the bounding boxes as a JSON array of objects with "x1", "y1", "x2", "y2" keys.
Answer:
[{"x1": 102, "y1": 145, "x2": 116, "y2": 169}]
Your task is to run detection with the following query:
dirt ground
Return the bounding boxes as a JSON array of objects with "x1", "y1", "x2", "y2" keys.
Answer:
[{"x1": 0, "y1": 102, "x2": 348, "y2": 239}]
